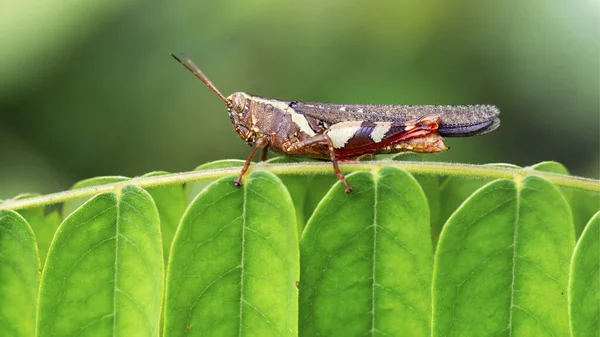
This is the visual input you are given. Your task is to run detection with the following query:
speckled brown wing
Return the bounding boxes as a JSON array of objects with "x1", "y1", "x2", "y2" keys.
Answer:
[{"x1": 291, "y1": 101, "x2": 501, "y2": 137}]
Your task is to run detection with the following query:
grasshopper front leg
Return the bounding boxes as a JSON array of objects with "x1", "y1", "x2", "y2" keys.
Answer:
[
  {"x1": 234, "y1": 136, "x2": 269, "y2": 187},
  {"x1": 286, "y1": 134, "x2": 353, "y2": 193}
]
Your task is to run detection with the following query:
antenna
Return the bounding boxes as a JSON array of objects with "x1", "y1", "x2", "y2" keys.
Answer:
[{"x1": 170, "y1": 53, "x2": 229, "y2": 104}]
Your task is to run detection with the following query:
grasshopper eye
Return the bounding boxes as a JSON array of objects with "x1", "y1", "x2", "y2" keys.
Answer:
[{"x1": 231, "y1": 92, "x2": 246, "y2": 113}]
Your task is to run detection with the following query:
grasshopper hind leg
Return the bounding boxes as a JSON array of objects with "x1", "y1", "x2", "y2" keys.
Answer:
[
  {"x1": 285, "y1": 134, "x2": 352, "y2": 193},
  {"x1": 327, "y1": 140, "x2": 353, "y2": 193}
]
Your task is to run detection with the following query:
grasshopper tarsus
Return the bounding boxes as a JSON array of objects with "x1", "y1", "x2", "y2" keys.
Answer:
[
  {"x1": 340, "y1": 175, "x2": 353, "y2": 193},
  {"x1": 233, "y1": 179, "x2": 242, "y2": 187}
]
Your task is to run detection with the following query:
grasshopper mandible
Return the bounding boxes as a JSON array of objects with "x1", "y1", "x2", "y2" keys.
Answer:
[{"x1": 172, "y1": 54, "x2": 500, "y2": 193}]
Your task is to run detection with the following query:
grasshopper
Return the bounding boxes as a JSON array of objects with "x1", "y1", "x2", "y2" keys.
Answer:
[{"x1": 172, "y1": 54, "x2": 500, "y2": 193}]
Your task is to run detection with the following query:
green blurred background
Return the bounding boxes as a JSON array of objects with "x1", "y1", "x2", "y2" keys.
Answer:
[{"x1": 0, "y1": 0, "x2": 598, "y2": 198}]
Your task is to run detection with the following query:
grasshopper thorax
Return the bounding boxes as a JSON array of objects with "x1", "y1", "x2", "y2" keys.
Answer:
[{"x1": 226, "y1": 92, "x2": 254, "y2": 144}]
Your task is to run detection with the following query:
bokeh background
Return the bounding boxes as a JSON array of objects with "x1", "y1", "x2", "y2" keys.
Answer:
[{"x1": 1, "y1": 0, "x2": 598, "y2": 198}]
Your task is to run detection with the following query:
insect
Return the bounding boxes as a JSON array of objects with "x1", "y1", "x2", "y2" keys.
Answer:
[{"x1": 171, "y1": 54, "x2": 500, "y2": 193}]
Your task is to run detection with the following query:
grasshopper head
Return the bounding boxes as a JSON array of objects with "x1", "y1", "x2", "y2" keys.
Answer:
[{"x1": 226, "y1": 92, "x2": 254, "y2": 143}]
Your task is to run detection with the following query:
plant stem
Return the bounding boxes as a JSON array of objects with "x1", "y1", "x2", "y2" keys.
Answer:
[{"x1": 1, "y1": 161, "x2": 598, "y2": 211}]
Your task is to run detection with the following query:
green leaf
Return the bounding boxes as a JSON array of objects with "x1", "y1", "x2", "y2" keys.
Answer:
[
  {"x1": 267, "y1": 156, "x2": 336, "y2": 235},
  {"x1": 530, "y1": 161, "x2": 599, "y2": 238},
  {"x1": 571, "y1": 191, "x2": 600, "y2": 239},
  {"x1": 437, "y1": 164, "x2": 522, "y2": 236},
  {"x1": 20, "y1": 209, "x2": 60, "y2": 267},
  {"x1": 142, "y1": 171, "x2": 186, "y2": 263},
  {"x1": 391, "y1": 153, "x2": 441, "y2": 244},
  {"x1": 37, "y1": 185, "x2": 163, "y2": 336},
  {"x1": 433, "y1": 177, "x2": 575, "y2": 336},
  {"x1": 13, "y1": 194, "x2": 61, "y2": 267},
  {"x1": 164, "y1": 171, "x2": 299, "y2": 336},
  {"x1": 437, "y1": 177, "x2": 488, "y2": 241},
  {"x1": 300, "y1": 167, "x2": 433, "y2": 336},
  {"x1": 569, "y1": 211, "x2": 600, "y2": 337},
  {"x1": 530, "y1": 161, "x2": 569, "y2": 174},
  {"x1": 141, "y1": 172, "x2": 186, "y2": 337},
  {"x1": 62, "y1": 176, "x2": 129, "y2": 217},
  {"x1": 0, "y1": 210, "x2": 40, "y2": 337},
  {"x1": 186, "y1": 159, "x2": 246, "y2": 202}
]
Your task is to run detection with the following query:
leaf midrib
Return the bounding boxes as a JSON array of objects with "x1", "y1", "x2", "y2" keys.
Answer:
[
  {"x1": 112, "y1": 192, "x2": 120, "y2": 337},
  {"x1": 370, "y1": 176, "x2": 378, "y2": 337},
  {"x1": 507, "y1": 181, "x2": 520, "y2": 335},
  {"x1": 238, "y1": 181, "x2": 247, "y2": 336}
]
